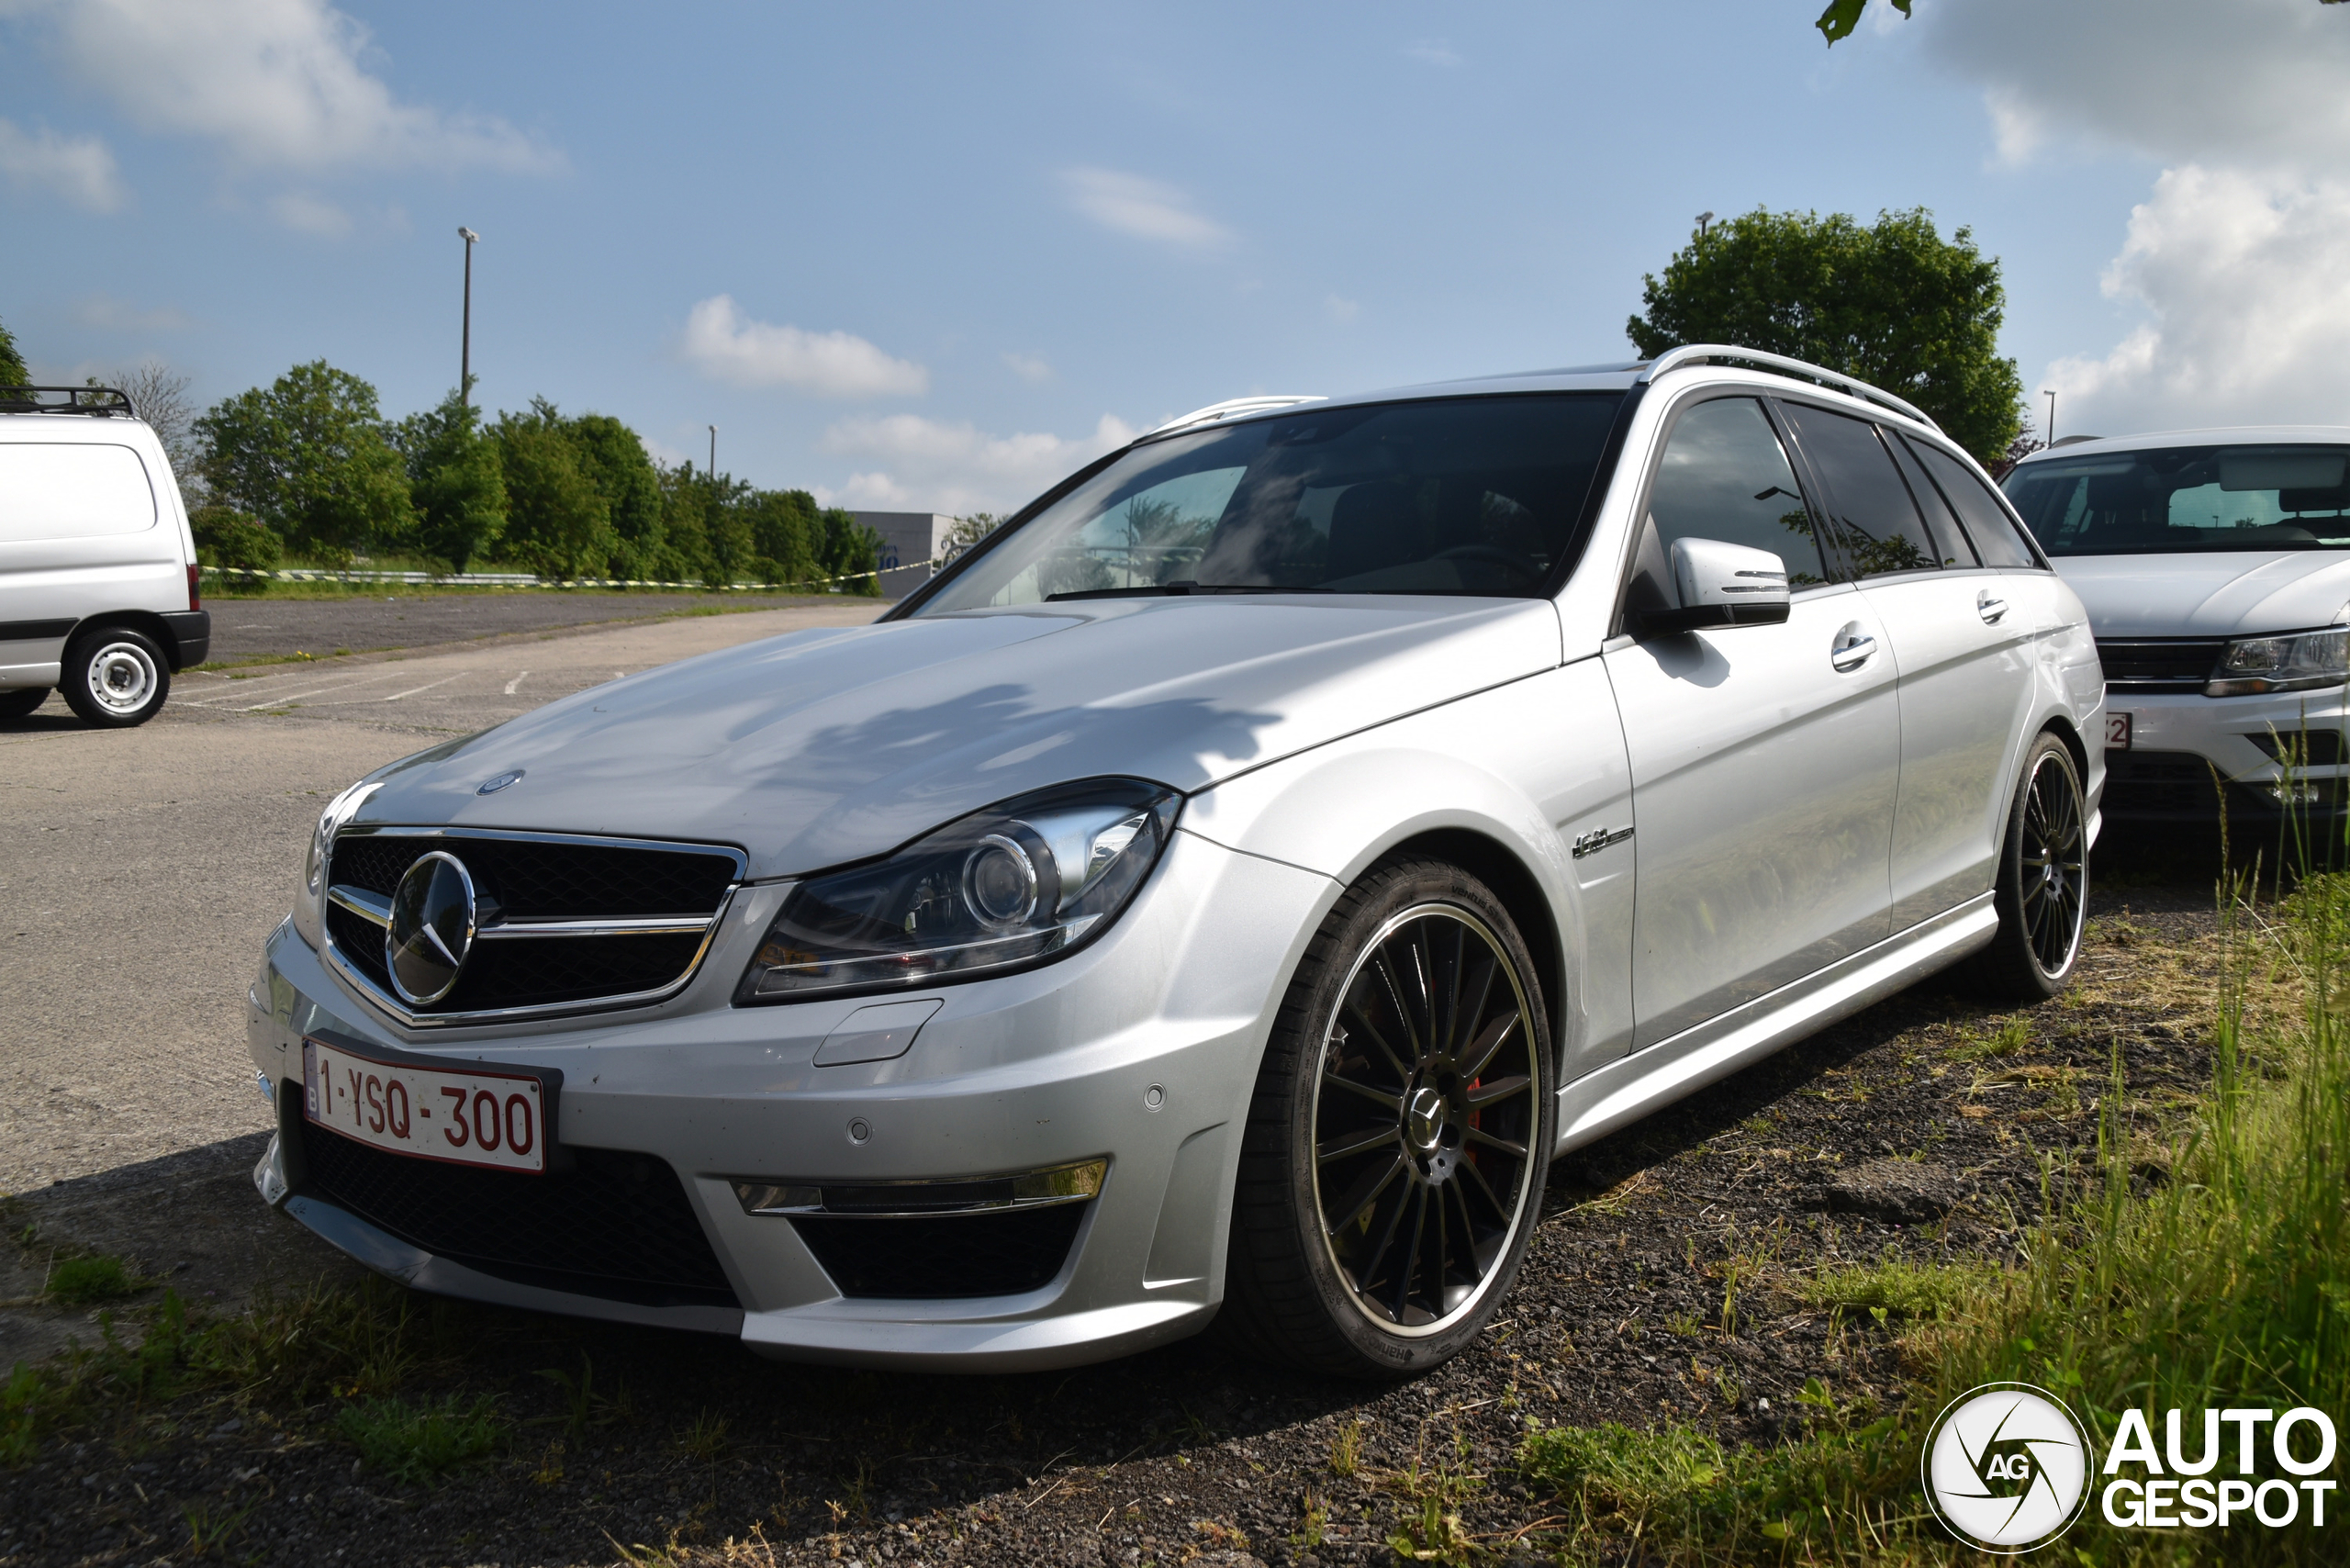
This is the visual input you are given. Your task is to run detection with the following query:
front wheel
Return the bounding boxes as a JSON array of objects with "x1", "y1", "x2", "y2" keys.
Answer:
[
  {"x1": 1221, "y1": 858, "x2": 1554, "y2": 1378},
  {"x1": 61, "y1": 627, "x2": 170, "y2": 728},
  {"x1": 1970, "y1": 731, "x2": 2088, "y2": 1000}
]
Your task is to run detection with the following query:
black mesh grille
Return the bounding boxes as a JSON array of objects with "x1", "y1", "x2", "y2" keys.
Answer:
[
  {"x1": 2104, "y1": 750, "x2": 2224, "y2": 816},
  {"x1": 2246, "y1": 728, "x2": 2347, "y2": 767},
  {"x1": 790, "y1": 1206, "x2": 1087, "y2": 1298},
  {"x1": 297, "y1": 1119, "x2": 739, "y2": 1309},
  {"x1": 330, "y1": 834, "x2": 736, "y2": 916},
  {"x1": 2097, "y1": 638, "x2": 2228, "y2": 692},
  {"x1": 325, "y1": 831, "x2": 737, "y2": 1015}
]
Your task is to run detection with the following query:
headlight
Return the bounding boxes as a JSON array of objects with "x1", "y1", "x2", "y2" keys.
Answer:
[
  {"x1": 736, "y1": 778, "x2": 1181, "y2": 1003},
  {"x1": 2209, "y1": 627, "x2": 2350, "y2": 696}
]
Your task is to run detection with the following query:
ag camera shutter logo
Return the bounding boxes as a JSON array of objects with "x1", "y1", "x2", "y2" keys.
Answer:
[{"x1": 1922, "y1": 1383, "x2": 2092, "y2": 1552}]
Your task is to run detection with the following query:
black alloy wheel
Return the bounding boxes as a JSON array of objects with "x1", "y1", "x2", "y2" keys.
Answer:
[
  {"x1": 1972, "y1": 732, "x2": 2087, "y2": 1000},
  {"x1": 1222, "y1": 858, "x2": 1554, "y2": 1378}
]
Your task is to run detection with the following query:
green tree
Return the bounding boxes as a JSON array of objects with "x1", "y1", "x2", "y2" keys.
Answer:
[
  {"x1": 395, "y1": 389, "x2": 508, "y2": 573},
  {"x1": 566, "y1": 413, "x2": 665, "y2": 577},
  {"x1": 742, "y1": 487, "x2": 824, "y2": 585},
  {"x1": 1626, "y1": 207, "x2": 2024, "y2": 465},
  {"x1": 0, "y1": 313, "x2": 29, "y2": 388},
  {"x1": 494, "y1": 402, "x2": 611, "y2": 578},
  {"x1": 819, "y1": 506, "x2": 882, "y2": 596},
  {"x1": 195, "y1": 361, "x2": 414, "y2": 564}
]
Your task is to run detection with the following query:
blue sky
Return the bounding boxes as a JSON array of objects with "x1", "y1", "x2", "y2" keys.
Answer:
[{"x1": 5, "y1": 1, "x2": 2345, "y2": 512}]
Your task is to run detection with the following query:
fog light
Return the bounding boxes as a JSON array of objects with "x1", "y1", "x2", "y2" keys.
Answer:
[
  {"x1": 732, "y1": 1157, "x2": 1107, "y2": 1217},
  {"x1": 254, "y1": 1068, "x2": 274, "y2": 1103}
]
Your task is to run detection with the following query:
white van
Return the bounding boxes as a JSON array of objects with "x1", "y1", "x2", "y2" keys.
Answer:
[{"x1": 0, "y1": 386, "x2": 208, "y2": 728}]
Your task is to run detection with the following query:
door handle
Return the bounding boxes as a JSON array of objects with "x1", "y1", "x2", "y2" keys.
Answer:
[
  {"x1": 1830, "y1": 628, "x2": 1876, "y2": 672},
  {"x1": 1977, "y1": 591, "x2": 2009, "y2": 624}
]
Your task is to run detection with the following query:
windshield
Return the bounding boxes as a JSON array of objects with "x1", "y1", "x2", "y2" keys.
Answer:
[
  {"x1": 2004, "y1": 444, "x2": 2350, "y2": 555},
  {"x1": 912, "y1": 393, "x2": 1626, "y2": 612}
]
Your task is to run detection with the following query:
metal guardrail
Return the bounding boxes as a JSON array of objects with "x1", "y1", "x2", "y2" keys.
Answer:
[{"x1": 200, "y1": 559, "x2": 946, "y2": 592}]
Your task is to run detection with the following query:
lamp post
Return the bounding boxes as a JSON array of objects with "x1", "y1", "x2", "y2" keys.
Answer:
[
  {"x1": 709, "y1": 424, "x2": 717, "y2": 481},
  {"x1": 458, "y1": 227, "x2": 479, "y2": 405},
  {"x1": 2044, "y1": 388, "x2": 2056, "y2": 449},
  {"x1": 1695, "y1": 210, "x2": 1715, "y2": 242}
]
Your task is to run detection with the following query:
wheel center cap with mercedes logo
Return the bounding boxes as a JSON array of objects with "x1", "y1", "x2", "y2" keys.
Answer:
[{"x1": 386, "y1": 850, "x2": 477, "y2": 1004}]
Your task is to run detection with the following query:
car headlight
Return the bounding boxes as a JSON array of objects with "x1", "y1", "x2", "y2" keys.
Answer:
[
  {"x1": 2209, "y1": 627, "x2": 2350, "y2": 696},
  {"x1": 736, "y1": 778, "x2": 1182, "y2": 1003}
]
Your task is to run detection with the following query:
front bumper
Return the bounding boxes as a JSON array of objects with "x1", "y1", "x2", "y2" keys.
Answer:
[
  {"x1": 246, "y1": 827, "x2": 1335, "y2": 1371},
  {"x1": 2098, "y1": 686, "x2": 2350, "y2": 823}
]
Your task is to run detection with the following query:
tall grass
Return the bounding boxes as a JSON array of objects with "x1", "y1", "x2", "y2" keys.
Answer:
[{"x1": 1522, "y1": 866, "x2": 2350, "y2": 1563}]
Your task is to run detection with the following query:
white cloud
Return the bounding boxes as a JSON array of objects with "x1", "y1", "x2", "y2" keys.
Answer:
[
  {"x1": 819, "y1": 412, "x2": 1139, "y2": 515},
  {"x1": 270, "y1": 191, "x2": 352, "y2": 237},
  {"x1": 73, "y1": 294, "x2": 192, "y2": 332},
  {"x1": 2046, "y1": 166, "x2": 2350, "y2": 432},
  {"x1": 681, "y1": 296, "x2": 928, "y2": 398},
  {"x1": 1002, "y1": 352, "x2": 1054, "y2": 384},
  {"x1": 38, "y1": 0, "x2": 559, "y2": 174},
  {"x1": 0, "y1": 118, "x2": 124, "y2": 210},
  {"x1": 1403, "y1": 39, "x2": 1462, "y2": 67},
  {"x1": 1061, "y1": 167, "x2": 1232, "y2": 251}
]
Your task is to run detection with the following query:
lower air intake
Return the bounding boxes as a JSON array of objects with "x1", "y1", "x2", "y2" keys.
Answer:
[{"x1": 790, "y1": 1205, "x2": 1087, "y2": 1298}]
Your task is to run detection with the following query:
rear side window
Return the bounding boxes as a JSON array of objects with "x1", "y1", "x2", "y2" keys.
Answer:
[
  {"x1": 1910, "y1": 439, "x2": 2040, "y2": 567},
  {"x1": 1777, "y1": 404, "x2": 1949, "y2": 577},
  {"x1": 1645, "y1": 397, "x2": 1829, "y2": 586},
  {"x1": 0, "y1": 443, "x2": 158, "y2": 543}
]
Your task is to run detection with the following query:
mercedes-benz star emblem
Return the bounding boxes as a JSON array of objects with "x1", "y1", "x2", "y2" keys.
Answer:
[
  {"x1": 477, "y1": 769, "x2": 525, "y2": 795},
  {"x1": 386, "y1": 850, "x2": 477, "y2": 1005}
]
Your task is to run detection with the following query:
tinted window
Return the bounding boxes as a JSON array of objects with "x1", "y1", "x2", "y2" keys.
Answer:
[
  {"x1": 0, "y1": 443, "x2": 157, "y2": 543},
  {"x1": 2002, "y1": 443, "x2": 2350, "y2": 557},
  {"x1": 915, "y1": 393, "x2": 1624, "y2": 610},
  {"x1": 1778, "y1": 404, "x2": 1945, "y2": 577},
  {"x1": 1645, "y1": 398, "x2": 1827, "y2": 586},
  {"x1": 1912, "y1": 440, "x2": 2039, "y2": 566},
  {"x1": 1886, "y1": 434, "x2": 1978, "y2": 566}
]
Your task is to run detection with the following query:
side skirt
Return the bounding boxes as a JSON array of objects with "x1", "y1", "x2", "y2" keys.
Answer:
[{"x1": 1554, "y1": 892, "x2": 1998, "y2": 1155}]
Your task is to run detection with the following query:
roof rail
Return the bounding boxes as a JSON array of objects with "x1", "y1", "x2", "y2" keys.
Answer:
[
  {"x1": 1634, "y1": 345, "x2": 1938, "y2": 431},
  {"x1": 0, "y1": 385, "x2": 138, "y2": 418},
  {"x1": 1145, "y1": 394, "x2": 1325, "y2": 439}
]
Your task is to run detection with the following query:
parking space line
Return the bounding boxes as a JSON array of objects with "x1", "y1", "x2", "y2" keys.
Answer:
[{"x1": 504, "y1": 671, "x2": 529, "y2": 694}]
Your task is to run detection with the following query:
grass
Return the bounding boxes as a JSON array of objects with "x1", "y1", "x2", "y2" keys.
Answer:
[
  {"x1": 336, "y1": 1392, "x2": 504, "y2": 1484},
  {"x1": 44, "y1": 1253, "x2": 142, "y2": 1307},
  {"x1": 1515, "y1": 858, "x2": 2350, "y2": 1563}
]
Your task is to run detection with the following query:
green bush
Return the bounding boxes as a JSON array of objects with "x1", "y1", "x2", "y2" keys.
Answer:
[{"x1": 188, "y1": 504, "x2": 281, "y2": 574}]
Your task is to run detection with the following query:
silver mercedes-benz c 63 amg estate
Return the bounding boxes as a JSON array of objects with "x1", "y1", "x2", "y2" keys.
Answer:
[{"x1": 246, "y1": 345, "x2": 2104, "y2": 1378}]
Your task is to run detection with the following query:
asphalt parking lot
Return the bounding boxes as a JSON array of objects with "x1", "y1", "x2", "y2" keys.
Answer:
[{"x1": 197, "y1": 590, "x2": 850, "y2": 666}]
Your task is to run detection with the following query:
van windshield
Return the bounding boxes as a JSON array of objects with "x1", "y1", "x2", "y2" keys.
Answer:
[
  {"x1": 911, "y1": 393, "x2": 1625, "y2": 612},
  {"x1": 2004, "y1": 444, "x2": 2350, "y2": 555}
]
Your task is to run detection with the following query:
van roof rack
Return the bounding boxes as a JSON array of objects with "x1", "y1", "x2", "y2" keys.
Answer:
[
  {"x1": 0, "y1": 385, "x2": 138, "y2": 418},
  {"x1": 1633, "y1": 345, "x2": 1938, "y2": 431}
]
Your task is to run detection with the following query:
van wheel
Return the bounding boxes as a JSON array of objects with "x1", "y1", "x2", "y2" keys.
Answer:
[
  {"x1": 0, "y1": 687, "x2": 49, "y2": 722},
  {"x1": 62, "y1": 628, "x2": 170, "y2": 728},
  {"x1": 1970, "y1": 732, "x2": 2087, "y2": 1000},
  {"x1": 1220, "y1": 857, "x2": 1554, "y2": 1379}
]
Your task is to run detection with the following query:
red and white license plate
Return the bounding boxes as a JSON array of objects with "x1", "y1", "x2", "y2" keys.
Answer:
[
  {"x1": 303, "y1": 1037, "x2": 546, "y2": 1173},
  {"x1": 2106, "y1": 711, "x2": 2134, "y2": 750}
]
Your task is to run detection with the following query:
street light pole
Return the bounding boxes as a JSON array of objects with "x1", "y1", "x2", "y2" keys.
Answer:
[
  {"x1": 2044, "y1": 388, "x2": 2056, "y2": 449},
  {"x1": 458, "y1": 227, "x2": 479, "y2": 406},
  {"x1": 709, "y1": 424, "x2": 717, "y2": 481}
]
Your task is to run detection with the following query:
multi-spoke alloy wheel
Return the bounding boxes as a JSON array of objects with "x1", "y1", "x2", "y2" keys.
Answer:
[
  {"x1": 1223, "y1": 858, "x2": 1554, "y2": 1378},
  {"x1": 1973, "y1": 732, "x2": 2087, "y2": 1000}
]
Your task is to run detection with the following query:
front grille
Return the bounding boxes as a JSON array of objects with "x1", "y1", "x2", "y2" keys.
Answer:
[
  {"x1": 2103, "y1": 750, "x2": 2223, "y2": 816},
  {"x1": 2097, "y1": 637, "x2": 2227, "y2": 692},
  {"x1": 2246, "y1": 728, "x2": 2347, "y2": 767},
  {"x1": 297, "y1": 1118, "x2": 740, "y2": 1309},
  {"x1": 325, "y1": 830, "x2": 741, "y2": 1020},
  {"x1": 790, "y1": 1206, "x2": 1088, "y2": 1298}
]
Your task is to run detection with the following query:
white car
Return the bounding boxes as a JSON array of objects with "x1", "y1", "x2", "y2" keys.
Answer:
[
  {"x1": 0, "y1": 385, "x2": 208, "y2": 726},
  {"x1": 2005, "y1": 428, "x2": 2350, "y2": 830},
  {"x1": 247, "y1": 346, "x2": 2103, "y2": 1377}
]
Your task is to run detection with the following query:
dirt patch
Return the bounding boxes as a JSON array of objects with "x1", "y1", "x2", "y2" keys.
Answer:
[{"x1": 0, "y1": 890, "x2": 2232, "y2": 1567}]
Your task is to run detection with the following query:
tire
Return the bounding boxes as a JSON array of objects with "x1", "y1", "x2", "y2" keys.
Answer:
[
  {"x1": 1970, "y1": 731, "x2": 2088, "y2": 1001},
  {"x1": 1220, "y1": 857, "x2": 1556, "y2": 1379},
  {"x1": 60, "y1": 627, "x2": 171, "y2": 728},
  {"x1": 0, "y1": 687, "x2": 49, "y2": 722}
]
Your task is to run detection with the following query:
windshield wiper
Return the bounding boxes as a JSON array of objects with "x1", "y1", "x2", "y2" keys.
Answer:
[{"x1": 1045, "y1": 581, "x2": 1333, "y2": 601}]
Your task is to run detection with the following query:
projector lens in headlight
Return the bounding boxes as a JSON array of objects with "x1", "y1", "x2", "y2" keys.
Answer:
[{"x1": 2210, "y1": 627, "x2": 2350, "y2": 695}]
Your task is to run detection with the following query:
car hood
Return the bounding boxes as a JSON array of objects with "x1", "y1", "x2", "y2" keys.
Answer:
[
  {"x1": 2053, "y1": 552, "x2": 2350, "y2": 639},
  {"x1": 351, "y1": 596, "x2": 1561, "y2": 879}
]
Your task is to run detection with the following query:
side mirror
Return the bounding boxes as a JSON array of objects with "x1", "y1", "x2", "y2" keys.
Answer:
[{"x1": 1647, "y1": 537, "x2": 1791, "y2": 633}]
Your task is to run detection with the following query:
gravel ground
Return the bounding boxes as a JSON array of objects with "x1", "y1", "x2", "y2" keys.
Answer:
[
  {"x1": 197, "y1": 592, "x2": 863, "y2": 666},
  {"x1": 0, "y1": 868, "x2": 2232, "y2": 1568}
]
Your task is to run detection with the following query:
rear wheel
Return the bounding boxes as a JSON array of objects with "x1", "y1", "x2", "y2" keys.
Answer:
[
  {"x1": 0, "y1": 687, "x2": 49, "y2": 722},
  {"x1": 1221, "y1": 857, "x2": 1554, "y2": 1378},
  {"x1": 61, "y1": 627, "x2": 170, "y2": 728},
  {"x1": 1970, "y1": 732, "x2": 2087, "y2": 1000}
]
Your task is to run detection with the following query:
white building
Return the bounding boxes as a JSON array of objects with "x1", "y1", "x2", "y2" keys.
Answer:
[{"x1": 853, "y1": 511, "x2": 956, "y2": 599}]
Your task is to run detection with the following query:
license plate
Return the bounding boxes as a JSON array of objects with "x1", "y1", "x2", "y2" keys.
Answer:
[
  {"x1": 2106, "y1": 711, "x2": 2133, "y2": 750},
  {"x1": 303, "y1": 1037, "x2": 546, "y2": 1172}
]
